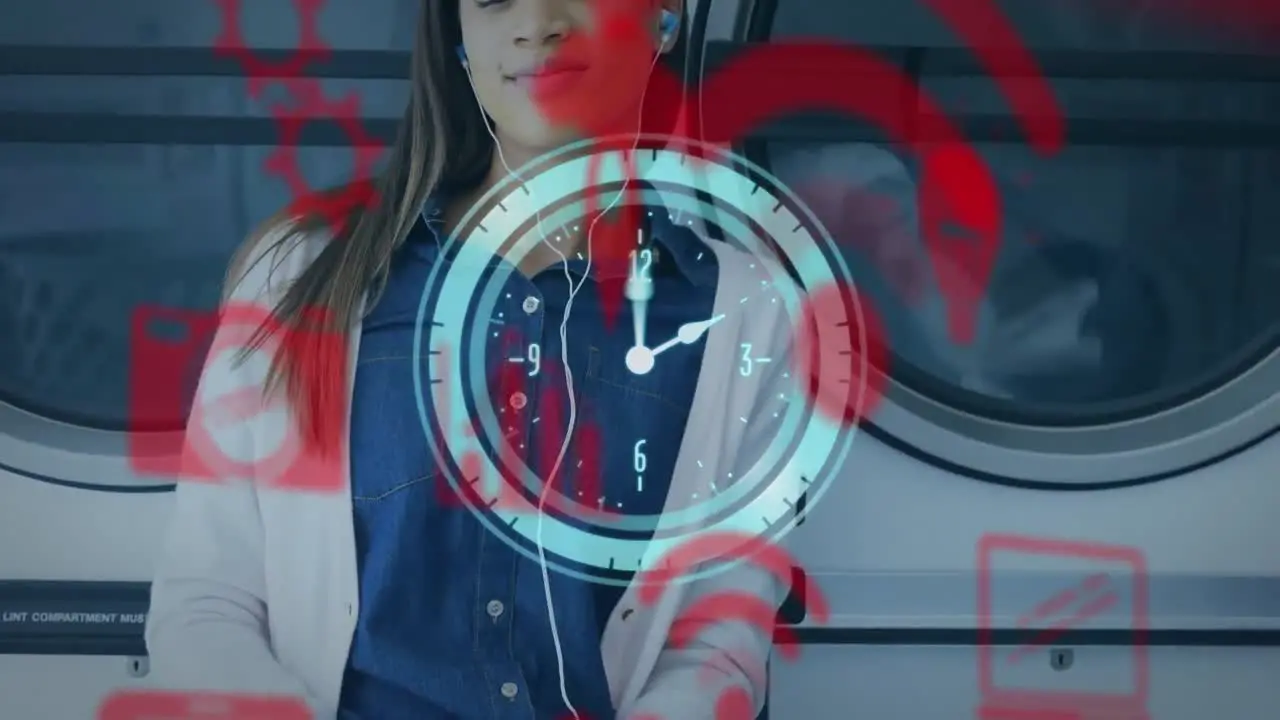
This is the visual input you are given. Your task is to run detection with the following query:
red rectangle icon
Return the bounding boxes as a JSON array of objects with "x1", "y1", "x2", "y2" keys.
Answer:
[
  {"x1": 977, "y1": 533, "x2": 1149, "y2": 720},
  {"x1": 127, "y1": 301, "x2": 347, "y2": 493},
  {"x1": 98, "y1": 691, "x2": 311, "y2": 720}
]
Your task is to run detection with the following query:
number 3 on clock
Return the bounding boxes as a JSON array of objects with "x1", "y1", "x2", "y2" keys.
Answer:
[{"x1": 739, "y1": 342, "x2": 771, "y2": 377}]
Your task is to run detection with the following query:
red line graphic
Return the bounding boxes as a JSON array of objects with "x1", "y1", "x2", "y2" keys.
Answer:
[
  {"x1": 1015, "y1": 572, "x2": 1108, "y2": 629},
  {"x1": 98, "y1": 690, "x2": 311, "y2": 720},
  {"x1": 1006, "y1": 573, "x2": 1119, "y2": 664}
]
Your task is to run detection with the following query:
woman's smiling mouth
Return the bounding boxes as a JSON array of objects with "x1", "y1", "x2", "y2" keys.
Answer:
[{"x1": 506, "y1": 60, "x2": 591, "y2": 96}]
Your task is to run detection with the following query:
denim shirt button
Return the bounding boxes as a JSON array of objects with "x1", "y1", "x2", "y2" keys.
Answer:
[
  {"x1": 522, "y1": 296, "x2": 540, "y2": 314},
  {"x1": 500, "y1": 682, "x2": 519, "y2": 699},
  {"x1": 486, "y1": 599, "x2": 505, "y2": 618}
]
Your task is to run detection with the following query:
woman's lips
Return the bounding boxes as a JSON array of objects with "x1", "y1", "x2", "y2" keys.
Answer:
[{"x1": 509, "y1": 67, "x2": 590, "y2": 97}]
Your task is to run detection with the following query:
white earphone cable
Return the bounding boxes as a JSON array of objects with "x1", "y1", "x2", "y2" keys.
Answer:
[{"x1": 461, "y1": 23, "x2": 665, "y2": 718}]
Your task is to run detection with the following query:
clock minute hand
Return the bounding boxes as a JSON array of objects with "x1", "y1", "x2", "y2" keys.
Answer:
[
  {"x1": 626, "y1": 277, "x2": 652, "y2": 349},
  {"x1": 651, "y1": 314, "x2": 727, "y2": 356},
  {"x1": 625, "y1": 250, "x2": 655, "y2": 349}
]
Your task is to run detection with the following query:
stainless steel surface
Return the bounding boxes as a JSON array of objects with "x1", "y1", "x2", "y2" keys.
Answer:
[{"x1": 804, "y1": 571, "x2": 1280, "y2": 630}]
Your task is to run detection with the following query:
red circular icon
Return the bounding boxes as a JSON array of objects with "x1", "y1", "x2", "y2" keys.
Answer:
[{"x1": 793, "y1": 282, "x2": 889, "y2": 426}]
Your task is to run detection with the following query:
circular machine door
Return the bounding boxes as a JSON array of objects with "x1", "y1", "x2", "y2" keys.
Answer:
[
  {"x1": 0, "y1": 0, "x2": 414, "y2": 491},
  {"x1": 735, "y1": 0, "x2": 1280, "y2": 488}
]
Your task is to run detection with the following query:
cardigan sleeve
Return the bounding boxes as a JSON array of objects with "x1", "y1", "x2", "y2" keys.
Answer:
[{"x1": 621, "y1": 274, "x2": 801, "y2": 720}]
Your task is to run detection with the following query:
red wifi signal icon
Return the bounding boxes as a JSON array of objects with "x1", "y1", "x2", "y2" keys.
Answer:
[
  {"x1": 636, "y1": 532, "x2": 829, "y2": 719},
  {"x1": 530, "y1": 0, "x2": 1067, "y2": 427}
]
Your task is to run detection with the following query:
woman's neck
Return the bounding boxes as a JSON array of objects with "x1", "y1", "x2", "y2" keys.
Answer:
[{"x1": 449, "y1": 130, "x2": 647, "y2": 278}]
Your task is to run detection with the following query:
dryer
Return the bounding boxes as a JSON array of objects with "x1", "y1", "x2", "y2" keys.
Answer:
[
  {"x1": 0, "y1": 2, "x2": 414, "y2": 717},
  {"x1": 697, "y1": 0, "x2": 1280, "y2": 717}
]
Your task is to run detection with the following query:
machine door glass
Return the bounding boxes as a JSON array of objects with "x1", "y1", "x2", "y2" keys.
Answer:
[
  {"x1": 746, "y1": 0, "x2": 1280, "y2": 486},
  {"x1": 0, "y1": 0, "x2": 415, "y2": 488}
]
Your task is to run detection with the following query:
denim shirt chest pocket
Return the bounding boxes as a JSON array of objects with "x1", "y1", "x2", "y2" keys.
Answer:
[
  {"x1": 350, "y1": 308, "x2": 442, "y2": 504},
  {"x1": 576, "y1": 330, "x2": 705, "y2": 518},
  {"x1": 581, "y1": 342, "x2": 696, "y2": 416}
]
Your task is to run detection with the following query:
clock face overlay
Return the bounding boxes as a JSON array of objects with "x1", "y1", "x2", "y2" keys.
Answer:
[{"x1": 412, "y1": 136, "x2": 868, "y2": 585}]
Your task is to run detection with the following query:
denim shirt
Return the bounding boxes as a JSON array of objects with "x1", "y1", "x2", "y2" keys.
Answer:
[{"x1": 338, "y1": 195, "x2": 718, "y2": 719}]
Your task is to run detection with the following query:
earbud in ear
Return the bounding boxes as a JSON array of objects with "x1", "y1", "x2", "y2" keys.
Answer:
[
  {"x1": 658, "y1": 9, "x2": 679, "y2": 44},
  {"x1": 455, "y1": 45, "x2": 468, "y2": 67}
]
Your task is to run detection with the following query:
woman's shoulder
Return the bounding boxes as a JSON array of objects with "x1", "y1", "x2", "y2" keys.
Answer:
[
  {"x1": 222, "y1": 216, "x2": 333, "y2": 304},
  {"x1": 706, "y1": 239, "x2": 797, "y2": 344},
  {"x1": 707, "y1": 239, "x2": 790, "y2": 288}
]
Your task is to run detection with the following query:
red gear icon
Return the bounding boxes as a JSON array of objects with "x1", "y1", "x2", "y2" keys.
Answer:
[
  {"x1": 213, "y1": 0, "x2": 331, "y2": 99},
  {"x1": 263, "y1": 83, "x2": 384, "y2": 234}
]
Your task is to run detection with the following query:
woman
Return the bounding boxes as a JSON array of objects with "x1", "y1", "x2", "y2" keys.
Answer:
[{"x1": 145, "y1": 0, "x2": 795, "y2": 718}]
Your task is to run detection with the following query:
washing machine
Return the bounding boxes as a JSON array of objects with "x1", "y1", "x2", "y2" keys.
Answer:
[
  {"x1": 0, "y1": 0, "x2": 1278, "y2": 718},
  {"x1": 693, "y1": 0, "x2": 1280, "y2": 717},
  {"x1": 0, "y1": 2, "x2": 419, "y2": 717}
]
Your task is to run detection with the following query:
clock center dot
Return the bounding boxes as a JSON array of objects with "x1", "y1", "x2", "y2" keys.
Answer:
[{"x1": 625, "y1": 345, "x2": 655, "y2": 375}]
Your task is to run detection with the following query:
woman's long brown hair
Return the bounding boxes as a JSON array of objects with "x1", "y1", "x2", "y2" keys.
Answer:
[{"x1": 225, "y1": 0, "x2": 691, "y2": 455}]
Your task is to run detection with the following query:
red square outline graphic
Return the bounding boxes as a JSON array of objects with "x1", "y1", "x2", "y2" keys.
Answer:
[
  {"x1": 99, "y1": 690, "x2": 311, "y2": 720},
  {"x1": 977, "y1": 533, "x2": 1149, "y2": 718}
]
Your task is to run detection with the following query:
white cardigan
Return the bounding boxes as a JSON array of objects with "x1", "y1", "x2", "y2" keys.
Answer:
[{"x1": 143, "y1": 227, "x2": 796, "y2": 719}]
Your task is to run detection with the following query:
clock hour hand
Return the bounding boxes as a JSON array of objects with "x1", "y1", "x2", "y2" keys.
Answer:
[{"x1": 650, "y1": 314, "x2": 726, "y2": 357}]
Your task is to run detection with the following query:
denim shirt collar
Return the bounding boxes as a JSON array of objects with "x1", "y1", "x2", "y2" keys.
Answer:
[{"x1": 411, "y1": 187, "x2": 714, "y2": 288}]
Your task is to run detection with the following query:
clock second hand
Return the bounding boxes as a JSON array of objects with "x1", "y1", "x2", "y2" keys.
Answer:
[{"x1": 651, "y1": 314, "x2": 727, "y2": 356}]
